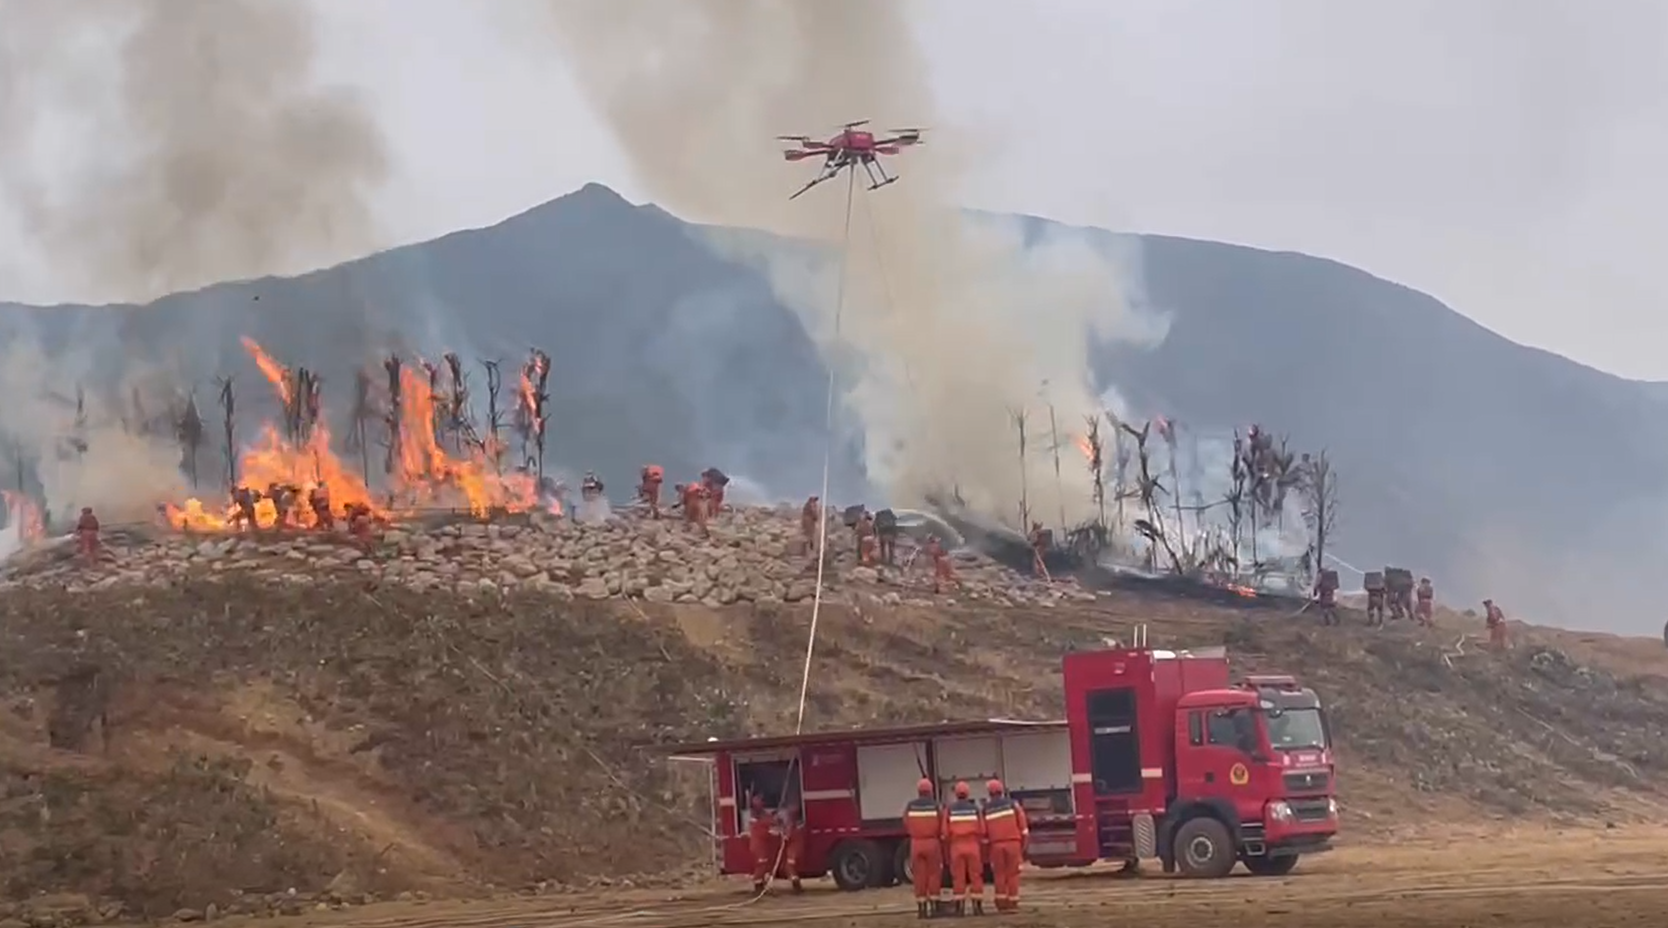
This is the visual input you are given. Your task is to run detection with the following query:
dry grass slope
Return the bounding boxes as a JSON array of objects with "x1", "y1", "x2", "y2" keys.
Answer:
[{"x1": 0, "y1": 578, "x2": 1664, "y2": 919}]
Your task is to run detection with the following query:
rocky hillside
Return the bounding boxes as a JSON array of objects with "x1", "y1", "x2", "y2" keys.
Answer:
[
  {"x1": 0, "y1": 510, "x2": 1664, "y2": 920},
  {"x1": 2, "y1": 506, "x2": 1085, "y2": 609}
]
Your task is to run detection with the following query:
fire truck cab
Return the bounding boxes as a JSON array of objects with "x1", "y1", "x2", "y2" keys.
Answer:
[
  {"x1": 665, "y1": 643, "x2": 1336, "y2": 890},
  {"x1": 1064, "y1": 648, "x2": 1337, "y2": 878}
]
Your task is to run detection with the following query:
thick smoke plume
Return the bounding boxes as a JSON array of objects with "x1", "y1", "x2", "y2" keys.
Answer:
[
  {"x1": 0, "y1": 0, "x2": 389, "y2": 303},
  {"x1": 527, "y1": 0, "x2": 1158, "y2": 525},
  {"x1": 0, "y1": 0, "x2": 390, "y2": 524}
]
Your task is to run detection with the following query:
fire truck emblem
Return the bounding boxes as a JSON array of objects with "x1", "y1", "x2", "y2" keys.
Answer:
[{"x1": 1229, "y1": 763, "x2": 1250, "y2": 786}]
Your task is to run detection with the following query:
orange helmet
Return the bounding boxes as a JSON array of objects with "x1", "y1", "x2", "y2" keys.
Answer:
[
  {"x1": 953, "y1": 781, "x2": 970, "y2": 799},
  {"x1": 644, "y1": 464, "x2": 664, "y2": 480},
  {"x1": 986, "y1": 778, "x2": 1004, "y2": 796},
  {"x1": 917, "y1": 778, "x2": 934, "y2": 796}
]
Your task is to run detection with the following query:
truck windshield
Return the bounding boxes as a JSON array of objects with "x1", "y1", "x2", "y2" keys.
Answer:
[{"x1": 1262, "y1": 707, "x2": 1328, "y2": 750}]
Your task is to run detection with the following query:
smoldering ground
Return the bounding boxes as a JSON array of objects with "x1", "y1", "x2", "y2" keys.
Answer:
[
  {"x1": 523, "y1": 0, "x2": 1167, "y2": 526},
  {"x1": 0, "y1": 0, "x2": 393, "y2": 521}
]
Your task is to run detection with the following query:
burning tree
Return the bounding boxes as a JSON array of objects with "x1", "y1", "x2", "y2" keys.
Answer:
[
  {"x1": 216, "y1": 376, "x2": 237, "y2": 489},
  {"x1": 1297, "y1": 451, "x2": 1340, "y2": 586},
  {"x1": 1009, "y1": 407, "x2": 1031, "y2": 529},
  {"x1": 167, "y1": 338, "x2": 545, "y2": 532},
  {"x1": 382, "y1": 354, "x2": 404, "y2": 478},
  {"x1": 1112, "y1": 422, "x2": 1133, "y2": 534},
  {"x1": 480, "y1": 359, "x2": 506, "y2": 475},
  {"x1": 1082, "y1": 415, "x2": 1107, "y2": 528},
  {"x1": 441, "y1": 352, "x2": 475, "y2": 454},
  {"x1": 344, "y1": 369, "x2": 379, "y2": 484},
  {"x1": 1119, "y1": 417, "x2": 1182, "y2": 574},
  {"x1": 284, "y1": 369, "x2": 322, "y2": 449},
  {"x1": 176, "y1": 392, "x2": 205, "y2": 490},
  {"x1": 421, "y1": 360, "x2": 442, "y2": 449},
  {"x1": 515, "y1": 349, "x2": 551, "y2": 481},
  {"x1": 1226, "y1": 431, "x2": 1248, "y2": 567}
]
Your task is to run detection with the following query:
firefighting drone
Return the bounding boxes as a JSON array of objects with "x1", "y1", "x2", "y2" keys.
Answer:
[{"x1": 779, "y1": 119, "x2": 925, "y2": 200}]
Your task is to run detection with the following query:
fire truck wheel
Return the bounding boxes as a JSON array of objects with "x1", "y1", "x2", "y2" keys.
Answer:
[
  {"x1": 830, "y1": 839, "x2": 887, "y2": 891},
  {"x1": 892, "y1": 841, "x2": 914, "y2": 887},
  {"x1": 1243, "y1": 853, "x2": 1299, "y2": 877},
  {"x1": 1172, "y1": 817, "x2": 1236, "y2": 879}
]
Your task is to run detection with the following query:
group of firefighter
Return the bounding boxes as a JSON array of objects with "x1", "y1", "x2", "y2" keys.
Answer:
[
  {"x1": 903, "y1": 778, "x2": 1031, "y2": 918},
  {"x1": 635, "y1": 465, "x2": 968, "y2": 592},
  {"x1": 634, "y1": 464, "x2": 732, "y2": 538},
  {"x1": 69, "y1": 483, "x2": 383, "y2": 561},
  {"x1": 748, "y1": 778, "x2": 1029, "y2": 918},
  {"x1": 1312, "y1": 568, "x2": 1510, "y2": 648}
]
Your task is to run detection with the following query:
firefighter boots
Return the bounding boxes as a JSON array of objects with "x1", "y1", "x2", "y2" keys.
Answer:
[
  {"x1": 916, "y1": 902, "x2": 930, "y2": 919},
  {"x1": 791, "y1": 879, "x2": 803, "y2": 894},
  {"x1": 971, "y1": 899, "x2": 984, "y2": 916}
]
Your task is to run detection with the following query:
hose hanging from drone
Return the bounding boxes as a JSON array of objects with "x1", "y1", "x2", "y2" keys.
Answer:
[
  {"x1": 575, "y1": 168, "x2": 865, "y2": 928},
  {"x1": 730, "y1": 165, "x2": 861, "y2": 913},
  {"x1": 795, "y1": 162, "x2": 859, "y2": 736}
]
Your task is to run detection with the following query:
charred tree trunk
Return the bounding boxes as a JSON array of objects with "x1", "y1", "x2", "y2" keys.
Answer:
[
  {"x1": 216, "y1": 377, "x2": 237, "y2": 491},
  {"x1": 481, "y1": 359, "x2": 505, "y2": 475}
]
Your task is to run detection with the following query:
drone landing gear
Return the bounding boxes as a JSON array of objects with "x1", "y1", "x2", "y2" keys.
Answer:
[{"x1": 860, "y1": 159, "x2": 899, "y2": 193}]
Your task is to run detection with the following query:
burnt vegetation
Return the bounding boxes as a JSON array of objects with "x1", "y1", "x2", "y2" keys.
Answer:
[{"x1": 1038, "y1": 408, "x2": 1341, "y2": 589}]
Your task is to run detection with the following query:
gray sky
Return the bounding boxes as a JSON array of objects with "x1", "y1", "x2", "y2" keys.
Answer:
[{"x1": 3, "y1": 0, "x2": 1667, "y2": 379}]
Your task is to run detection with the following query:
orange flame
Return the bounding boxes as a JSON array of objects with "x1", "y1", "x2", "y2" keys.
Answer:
[
  {"x1": 242, "y1": 336, "x2": 291, "y2": 406},
  {"x1": 2, "y1": 490, "x2": 43, "y2": 544},
  {"x1": 1225, "y1": 583, "x2": 1258, "y2": 599},
  {"x1": 165, "y1": 338, "x2": 537, "y2": 531}
]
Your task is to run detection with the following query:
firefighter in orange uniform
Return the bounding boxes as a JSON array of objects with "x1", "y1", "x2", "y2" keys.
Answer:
[
  {"x1": 639, "y1": 464, "x2": 664, "y2": 519},
  {"x1": 75, "y1": 507, "x2": 100, "y2": 561},
  {"x1": 777, "y1": 804, "x2": 805, "y2": 894},
  {"x1": 924, "y1": 535, "x2": 956, "y2": 594},
  {"x1": 974, "y1": 777, "x2": 1027, "y2": 907},
  {"x1": 856, "y1": 510, "x2": 878, "y2": 566},
  {"x1": 1027, "y1": 522, "x2": 1050, "y2": 579},
  {"x1": 747, "y1": 794, "x2": 778, "y2": 894},
  {"x1": 1415, "y1": 577, "x2": 1435, "y2": 626},
  {"x1": 941, "y1": 781, "x2": 986, "y2": 916},
  {"x1": 801, "y1": 496, "x2": 821, "y2": 548},
  {"x1": 1483, "y1": 598, "x2": 1508, "y2": 650},
  {"x1": 1313, "y1": 570, "x2": 1339, "y2": 626},
  {"x1": 679, "y1": 481, "x2": 709, "y2": 537},
  {"x1": 903, "y1": 778, "x2": 944, "y2": 919},
  {"x1": 983, "y1": 779, "x2": 1029, "y2": 912}
]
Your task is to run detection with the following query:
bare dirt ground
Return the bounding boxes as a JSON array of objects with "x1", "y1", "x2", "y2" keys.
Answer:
[{"x1": 231, "y1": 825, "x2": 1668, "y2": 928}]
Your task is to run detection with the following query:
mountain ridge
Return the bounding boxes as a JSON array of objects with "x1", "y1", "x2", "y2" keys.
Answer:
[{"x1": 0, "y1": 182, "x2": 1660, "y2": 632}]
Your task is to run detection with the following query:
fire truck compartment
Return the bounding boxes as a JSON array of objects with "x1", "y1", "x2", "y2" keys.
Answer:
[
  {"x1": 855, "y1": 742, "x2": 928, "y2": 821},
  {"x1": 666, "y1": 719, "x2": 1078, "y2": 888},
  {"x1": 854, "y1": 727, "x2": 1075, "y2": 821}
]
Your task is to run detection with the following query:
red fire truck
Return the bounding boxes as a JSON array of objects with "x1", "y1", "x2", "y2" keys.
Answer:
[{"x1": 666, "y1": 643, "x2": 1336, "y2": 890}]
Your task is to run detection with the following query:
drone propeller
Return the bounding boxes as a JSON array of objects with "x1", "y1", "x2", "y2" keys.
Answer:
[
  {"x1": 840, "y1": 118, "x2": 871, "y2": 129},
  {"x1": 776, "y1": 134, "x2": 813, "y2": 143}
]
